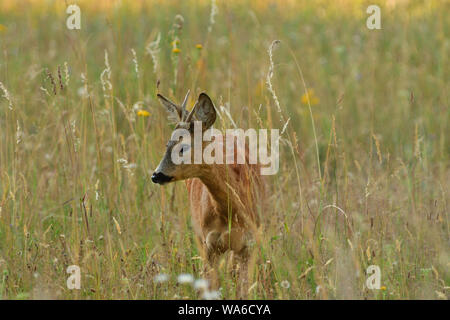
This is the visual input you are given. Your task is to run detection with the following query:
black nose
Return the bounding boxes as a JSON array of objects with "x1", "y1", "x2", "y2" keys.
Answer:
[{"x1": 151, "y1": 172, "x2": 173, "y2": 184}]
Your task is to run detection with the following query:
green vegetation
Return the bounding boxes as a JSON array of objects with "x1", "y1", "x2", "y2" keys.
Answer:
[{"x1": 0, "y1": 0, "x2": 448, "y2": 299}]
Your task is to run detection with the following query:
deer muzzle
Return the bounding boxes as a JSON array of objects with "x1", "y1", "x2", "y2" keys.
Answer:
[{"x1": 151, "y1": 171, "x2": 173, "y2": 184}]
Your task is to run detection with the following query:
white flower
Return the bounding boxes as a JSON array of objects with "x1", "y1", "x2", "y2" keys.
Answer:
[
  {"x1": 315, "y1": 285, "x2": 322, "y2": 294},
  {"x1": 202, "y1": 290, "x2": 221, "y2": 300},
  {"x1": 153, "y1": 273, "x2": 169, "y2": 283},
  {"x1": 177, "y1": 273, "x2": 194, "y2": 284},
  {"x1": 123, "y1": 163, "x2": 137, "y2": 169},
  {"x1": 194, "y1": 279, "x2": 209, "y2": 290},
  {"x1": 280, "y1": 280, "x2": 290, "y2": 289},
  {"x1": 77, "y1": 86, "x2": 89, "y2": 98},
  {"x1": 132, "y1": 101, "x2": 144, "y2": 111}
]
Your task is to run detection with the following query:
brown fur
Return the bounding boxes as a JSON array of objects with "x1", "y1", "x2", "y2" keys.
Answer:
[
  {"x1": 153, "y1": 92, "x2": 267, "y2": 265},
  {"x1": 185, "y1": 140, "x2": 266, "y2": 263}
]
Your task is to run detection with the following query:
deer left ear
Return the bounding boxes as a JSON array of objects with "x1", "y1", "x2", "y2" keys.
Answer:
[{"x1": 186, "y1": 93, "x2": 216, "y2": 130}]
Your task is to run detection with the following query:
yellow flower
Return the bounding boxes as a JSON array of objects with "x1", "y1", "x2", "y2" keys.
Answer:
[
  {"x1": 137, "y1": 110, "x2": 150, "y2": 117},
  {"x1": 301, "y1": 89, "x2": 319, "y2": 106},
  {"x1": 172, "y1": 47, "x2": 181, "y2": 54},
  {"x1": 0, "y1": 24, "x2": 7, "y2": 33},
  {"x1": 195, "y1": 43, "x2": 203, "y2": 50},
  {"x1": 380, "y1": 286, "x2": 387, "y2": 291}
]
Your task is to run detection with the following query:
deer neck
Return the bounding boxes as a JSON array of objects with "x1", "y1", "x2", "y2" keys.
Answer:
[{"x1": 198, "y1": 165, "x2": 240, "y2": 215}]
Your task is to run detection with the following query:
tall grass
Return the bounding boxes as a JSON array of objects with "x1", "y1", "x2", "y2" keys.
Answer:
[{"x1": 0, "y1": 0, "x2": 448, "y2": 299}]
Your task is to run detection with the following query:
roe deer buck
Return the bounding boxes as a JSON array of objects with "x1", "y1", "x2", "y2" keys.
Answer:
[{"x1": 151, "y1": 91, "x2": 266, "y2": 264}]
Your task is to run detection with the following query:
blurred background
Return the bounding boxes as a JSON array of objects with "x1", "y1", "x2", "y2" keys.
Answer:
[{"x1": 0, "y1": 0, "x2": 448, "y2": 299}]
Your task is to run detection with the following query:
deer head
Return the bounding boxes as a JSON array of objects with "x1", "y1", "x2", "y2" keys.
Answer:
[{"x1": 151, "y1": 91, "x2": 217, "y2": 185}]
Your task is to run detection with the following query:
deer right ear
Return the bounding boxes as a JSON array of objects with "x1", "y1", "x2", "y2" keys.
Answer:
[
  {"x1": 157, "y1": 94, "x2": 182, "y2": 120},
  {"x1": 186, "y1": 93, "x2": 216, "y2": 130}
]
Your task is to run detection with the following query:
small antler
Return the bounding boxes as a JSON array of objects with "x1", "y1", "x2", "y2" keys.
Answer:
[
  {"x1": 185, "y1": 100, "x2": 198, "y2": 123},
  {"x1": 180, "y1": 90, "x2": 190, "y2": 121}
]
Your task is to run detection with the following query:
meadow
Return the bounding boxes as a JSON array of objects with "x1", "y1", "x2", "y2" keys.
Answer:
[{"x1": 0, "y1": 0, "x2": 448, "y2": 299}]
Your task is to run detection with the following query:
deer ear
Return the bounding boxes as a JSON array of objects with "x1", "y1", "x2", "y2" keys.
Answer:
[
  {"x1": 187, "y1": 93, "x2": 216, "y2": 130},
  {"x1": 157, "y1": 93, "x2": 182, "y2": 120}
]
